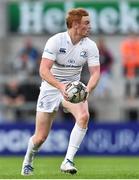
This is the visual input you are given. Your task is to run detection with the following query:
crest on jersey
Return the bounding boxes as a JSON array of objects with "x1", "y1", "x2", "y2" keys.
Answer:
[
  {"x1": 80, "y1": 51, "x2": 87, "y2": 58},
  {"x1": 59, "y1": 48, "x2": 66, "y2": 54}
]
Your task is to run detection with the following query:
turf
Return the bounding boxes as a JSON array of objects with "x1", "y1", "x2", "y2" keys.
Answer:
[{"x1": 0, "y1": 156, "x2": 139, "y2": 179}]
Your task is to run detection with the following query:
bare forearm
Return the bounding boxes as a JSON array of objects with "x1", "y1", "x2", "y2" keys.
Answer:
[
  {"x1": 39, "y1": 59, "x2": 68, "y2": 99},
  {"x1": 87, "y1": 73, "x2": 100, "y2": 93},
  {"x1": 40, "y1": 70, "x2": 63, "y2": 90},
  {"x1": 86, "y1": 65, "x2": 100, "y2": 94}
]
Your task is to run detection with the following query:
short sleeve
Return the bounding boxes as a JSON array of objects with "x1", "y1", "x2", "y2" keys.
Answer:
[
  {"x1": 42, "y1": 36, "x2": 57, "y2": 60},
  {"x1": 87, "y1": 41, "x2": 100, "y2": 66}
]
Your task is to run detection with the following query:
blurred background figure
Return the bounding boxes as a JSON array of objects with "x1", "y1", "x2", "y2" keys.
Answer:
[
  {"x1": 94, "y1": 37, "x2": 114, "y2": 98},
  {"x1": 1, "y1": 77, "x2": 40, "y2": 122},
  {"x1": 2, "y1": 78, "x2": 26, "y2": 121},
  {"x1": 13, "y1": 37, "x2": 41, "y2": 77},
  {"x1": 120, "y1": 32, "x2": 139, "y2": 122},
  {"x1": 120, "y1": 32, "x2": 139, "y2": 98}
]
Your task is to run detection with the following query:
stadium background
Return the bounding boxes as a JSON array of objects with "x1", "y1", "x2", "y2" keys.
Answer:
[{"x1": 0, "y1": 0, "x2": 139, "y2": 158}]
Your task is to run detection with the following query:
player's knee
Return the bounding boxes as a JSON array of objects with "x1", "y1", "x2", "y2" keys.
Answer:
[
  {"x1": 78, "y1": 112, "x2": 89, "y2": 127},
  {"x1": 81, "y1": 111, "x2": 90, "y2": 122}
]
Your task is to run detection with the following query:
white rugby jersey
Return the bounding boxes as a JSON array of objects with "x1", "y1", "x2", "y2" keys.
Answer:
[{"x1": 41, "y1": 31, "x2": 99, "y2": 89}]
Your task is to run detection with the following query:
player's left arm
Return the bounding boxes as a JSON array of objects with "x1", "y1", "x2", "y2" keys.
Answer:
[
  {"x1": 86, "y1": 65, "x2": 100, "y2": 94},
  {"x1": 86, "y1": 40, "x2": 100, "y2": 95}
]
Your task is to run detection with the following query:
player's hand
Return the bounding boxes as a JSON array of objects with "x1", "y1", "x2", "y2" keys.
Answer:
[
  {"x1": 59, "y1": 83, "x2": 69, "y2": 101},
  {"x1": 83, "y1": 89, "x2": 89, "y2": 102}
]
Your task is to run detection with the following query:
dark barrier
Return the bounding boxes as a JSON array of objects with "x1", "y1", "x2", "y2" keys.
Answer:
[{"x1": 0, "y1": 122, "x2": 139, "y2": 155}]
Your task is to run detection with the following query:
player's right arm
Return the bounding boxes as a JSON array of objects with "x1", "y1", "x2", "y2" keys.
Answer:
[
  {"x1": 39, "y1": 58, "x2": 67, "y2": 99},
  {"x1": 40, "y1": 35, "x2": 69, "y2": 99}
]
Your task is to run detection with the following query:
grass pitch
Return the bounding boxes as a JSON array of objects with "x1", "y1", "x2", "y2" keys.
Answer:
[{"x1": 0, "y1": 156, "x2": 139, "y2": 179}]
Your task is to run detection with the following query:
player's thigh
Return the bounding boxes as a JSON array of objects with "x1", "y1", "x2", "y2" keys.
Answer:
[
  {"x1": 62, "y1": 100, "x2": 89, "y2": 125},
  {"x1": 34, "y1": 111, "x2": 57, "y2": 138}
]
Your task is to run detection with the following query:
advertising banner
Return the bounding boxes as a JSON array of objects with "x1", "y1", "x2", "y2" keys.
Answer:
[
  {"x1": 7, "y1": 0, "x2": 139, "y2": 35},
  {"x1": 0, "y1": 122, "x2": 139, "y2": 156}
]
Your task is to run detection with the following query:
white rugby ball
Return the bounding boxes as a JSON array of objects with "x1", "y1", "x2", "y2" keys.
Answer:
[{"x1": 66, "y1": 81, "x2": 87, "y2": 103}]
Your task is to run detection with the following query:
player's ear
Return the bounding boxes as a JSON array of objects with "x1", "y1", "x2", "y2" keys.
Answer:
[{"x1": 72, "y1": 21, "x2": 79, "y2": 29}]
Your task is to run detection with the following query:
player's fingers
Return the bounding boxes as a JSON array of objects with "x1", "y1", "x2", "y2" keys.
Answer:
[
  {"x1": 63, "y1": 89, "x2": 69, "y2": 100},
  {"x1": 83, "y1": 91, "x2": 89, "y2": 102}
]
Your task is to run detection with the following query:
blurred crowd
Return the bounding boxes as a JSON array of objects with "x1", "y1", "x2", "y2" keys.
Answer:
[
  {"x1": 0, "y1": 38, "x2": 41, "y2": 123},
  {"x1": 120, "y1": 32, "x2": 139, "y2": 121}
]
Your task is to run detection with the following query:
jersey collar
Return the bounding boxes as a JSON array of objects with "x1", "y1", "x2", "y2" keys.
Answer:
[
  {"x1": 66, "y1": 31, "x2": 72, "y2": 44},
  {"x1": 65, "y1": 31, "x2": 84, "y2": 45}
]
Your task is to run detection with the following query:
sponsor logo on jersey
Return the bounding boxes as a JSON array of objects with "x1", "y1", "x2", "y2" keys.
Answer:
[
  {"x1": 59, "y1": 48, "x2": 66, "y2": 53},
  {"x1": 55, "y1": 61, "x2": 81, "y2": 68},
  {"x1": 80, "y1": 51, "x2": 87, "y2": 58}
]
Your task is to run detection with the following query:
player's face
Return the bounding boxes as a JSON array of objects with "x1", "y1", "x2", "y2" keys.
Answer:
[{"x1": 77, "y1": 16, "x2": 91, "y2": 37}]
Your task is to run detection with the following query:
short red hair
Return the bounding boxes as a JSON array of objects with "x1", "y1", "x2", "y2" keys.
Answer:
[{"x1": 66, "y1": 8, "x2": 89, "y2": 29}]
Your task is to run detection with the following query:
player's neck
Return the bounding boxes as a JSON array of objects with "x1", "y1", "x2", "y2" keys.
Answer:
[{"x1": 68, "y1": 30, "x2": 82, "y2": 45}]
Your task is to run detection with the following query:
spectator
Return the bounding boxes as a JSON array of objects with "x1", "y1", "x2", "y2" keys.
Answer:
[
  {"x1": 120, "y1": 32, "x2": 139, "y2": 98},
  {"x1": 2, "y1": 79, "x2": 26, "y2": 120},
  {"x1": 13, "y1": 37, "x2": 41, "y2": 76},
  {"x1": 2, "y1": 77, "x2": 40, "y2": 122},
  {"x1": 94, "y1": 37, "x2": 114, "y2": 97}
]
